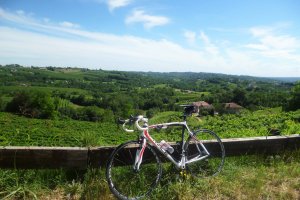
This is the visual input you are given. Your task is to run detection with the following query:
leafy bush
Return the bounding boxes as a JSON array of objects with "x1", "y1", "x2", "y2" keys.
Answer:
[
  {"x1": 70, "y1": 94, "x2": 88, "y2": 106},
  {"x1": 0, "y1": 96, "x2": 4, "y2": 111},
  {"x1": 58, "y1": 106, "x2": 79, "y2": 119},
  {"x1": 286, "y1": 82, "x2": 300, "y2": 111},
  {"x1": 6, "y1": 91, "x2": 56, "y2": 119},
  {"x1": 146, "y1": 108, "x2": 160, "y2": 118},
  {"x1": 78, "y1": 106, "x2": 114, "y2": 122}
]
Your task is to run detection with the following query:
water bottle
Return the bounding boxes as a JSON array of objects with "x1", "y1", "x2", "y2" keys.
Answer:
[{"x1": 159, "y1": 140, "x2": 174, "y2": 154}]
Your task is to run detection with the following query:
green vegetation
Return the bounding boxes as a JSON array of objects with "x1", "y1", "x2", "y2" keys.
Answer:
[
  {"x1": 0, "y1": 150, "x2": 299, "y2": 199},
  {"x1": 0, "y1": 112, "x2": 136, "y2": 147},
  {"x1": 0, "y1": 64, "x2": 299, "y2": 199},
  {"x1": 6, "y1": 91, "x2": 56, "y2": 119},
  {"x1": 0, "y1": 109, "x2": 299, "y2": 147},
  {"x1": 148, "y1": 109, "x2": 300, "y2": 142},
  {"x1": 201, "y1": 109, "x2": 300, "y2": 138},
  {"x1": 286, "y1": 82, "x2": 300, "y2": 111},
  {"x1": 0, "y1": 64, "x2": 297, "y2": 121}
]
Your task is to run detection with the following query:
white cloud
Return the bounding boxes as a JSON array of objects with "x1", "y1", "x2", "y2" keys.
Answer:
[
  {"x1": 43, "y1": 18, "x2": 50, "y2": 23},
  {"x1": 246, "y1": 26, "x2": 300, "y2": 61},
  {"x1": 0, "y1": 8, "x2": 300, "y2": 77},
  {"x1": 250, "y1": 26, "x2": 273, "y2": 37},
  {"x1": 244, "y1": 44, "x2": 268, "y2": 51},
  {"x1": 199, "y1": 31, "x2": 219, "y2": 55},
  {"x1": 0, "y1": 26, "x2": 206, "y2": 72},
  {"x1": 0, "y1": 7, "x2": 81, "y2": 33},
  {"x1": 107, "y1": 0, "x2": 132, "y2": 11},
  {"x1": 0, "y1": 8, "x2": 33, "y2": 25},
  {"x1": 183, "y1": 30, "x2": 196, "y2": 45},
  {"x1": 59, "y1": 21, "x2": 80, "y2": 29},
  {"x1": 199, "y1": 31, "x2": 210, "y2": 44},
  {"x1": 16, "y1": 10, "x2": 25, "y2": 15},
  {"x1": 125, "y1": 9, "x2": 170, "y2": 29},
  {"x1": 183, "y1": 30, "x2": 220, "y2": 55}
]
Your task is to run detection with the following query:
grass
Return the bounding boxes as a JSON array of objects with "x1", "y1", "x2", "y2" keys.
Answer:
[
  {"x1": 150, "y1": 150, "x2": 300, "y2": 199},
  {"x1": 0, "y1": 112, "x2": 137, "y2": 147},
  {"x1": 174, "y1": 90, "x2": 210, "y2": 104},
  {"x1": 0, "y1": 150, "x2": 299, "y2": 199},
  {"x1": 0, "y1": 109, "x2": 299, "y2": 147}
]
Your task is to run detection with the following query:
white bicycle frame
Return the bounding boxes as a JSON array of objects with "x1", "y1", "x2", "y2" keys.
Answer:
[{"x1": 122, "y1": 116, "x2": 210, "y2": 170}]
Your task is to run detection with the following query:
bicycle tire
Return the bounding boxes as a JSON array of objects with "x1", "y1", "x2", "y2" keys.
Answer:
[
  {"x1": 185, "y1": 129, "x2": 225, "y2": 177},
  {"x1": 106, "y1": 140, "x2": 162, "y2": 200}
]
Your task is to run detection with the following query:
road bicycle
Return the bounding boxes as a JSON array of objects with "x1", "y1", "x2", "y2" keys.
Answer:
[{"x1": 106, "y1": 105, "x2": 225, "y2": 200}]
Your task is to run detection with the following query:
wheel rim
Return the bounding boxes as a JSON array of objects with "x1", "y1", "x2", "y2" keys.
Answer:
[
  {"x1": 107, "y1": 141, "x2": 161, "y2": 200},
  {"x1": 186, "y1": 129, "x2": 225, "y2": 177}
]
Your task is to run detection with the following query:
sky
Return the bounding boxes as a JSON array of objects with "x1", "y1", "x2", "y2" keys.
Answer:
[{"x1": 0, "y1": 0, "x2": 300, "y2": 77}]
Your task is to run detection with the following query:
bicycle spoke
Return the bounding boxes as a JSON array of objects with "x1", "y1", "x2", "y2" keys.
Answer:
[
  {"x1": 106, "y1": 141, "x2": 162, "y2": 200},
  {"x1": 186, "y1": 129, "x2": 225, "y2": 177},
  {"x1": 128, "y1": 148, "x2": 134, "y2": 161},
  {"x1": 113, "y1": 157, "x2": 129, "y2": 166}
]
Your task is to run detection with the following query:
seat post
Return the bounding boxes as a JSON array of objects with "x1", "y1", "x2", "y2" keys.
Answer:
[{"x1": 182, "y1": 114, "x2": 187, "y2": 122}]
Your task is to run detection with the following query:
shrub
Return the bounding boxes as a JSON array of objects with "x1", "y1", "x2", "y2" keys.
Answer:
[
  {"x1": 286, "y1": 82, "x2": 300, "y2": 111},
  {"x1": 146, "y1": 108, "x2": 160, "y2": 118},
  {"x1": 58, "y1": 106, "x2": 79, "y2": 119},
  {"x1": 77, "y1": 106, "x2": 114, "y2": 122},
  {"x1": 6, "y1": 91, "x2": 56, "y2": 119},
  {"x1": 0, "y1": 96, "x2": 4, "y2": 111}
]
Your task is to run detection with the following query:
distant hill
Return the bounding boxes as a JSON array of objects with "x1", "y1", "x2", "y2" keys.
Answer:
[
  {"x1": 0, "y1": 64, "x2": 297, "y2": 119},
  {"x1": 267, "y1": 77, "x2": 300, "y2": 82}
]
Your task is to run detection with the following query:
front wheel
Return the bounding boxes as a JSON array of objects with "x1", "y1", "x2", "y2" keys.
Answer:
[
  {"x1": 185, "y1": 129, "x2": 225, "y2": 177},
  {"x1": 106, "y1": 140, "x2": 162, "y2": 200}
]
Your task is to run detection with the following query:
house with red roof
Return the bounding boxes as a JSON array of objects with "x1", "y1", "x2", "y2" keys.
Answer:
[
  {"x1": 223, "y1": 102, "x2": 243, "y2": 114},
  {"x1": 192, "y1": 101, "x2": 214, "y2": 116}
]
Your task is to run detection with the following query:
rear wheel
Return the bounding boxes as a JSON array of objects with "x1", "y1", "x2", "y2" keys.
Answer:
[
  {"x1": 106, "y1": 140, "x2": 162, "y2": 200},
  {"x1": 186, "y1": 129, "x2": 225, "y2": 177}
]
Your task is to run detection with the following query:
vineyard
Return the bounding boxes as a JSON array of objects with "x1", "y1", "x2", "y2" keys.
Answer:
[
  {"x1": 0, "y1": 109, "x2": 300, "y2": 199},
  {"x1": 0, "y1": 112, "x2": 128, "y2": 147},
  {"x1": 0, "y1": 108, "x2": 299, "y2": 147},
  {"x1": 0, "y1": 65, "x2": 299, "y2": 199}
]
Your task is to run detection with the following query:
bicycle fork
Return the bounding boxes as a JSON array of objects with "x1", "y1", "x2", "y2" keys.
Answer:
[{"x1": 133, "y1": 138, "x2": 147, "y2": 172}]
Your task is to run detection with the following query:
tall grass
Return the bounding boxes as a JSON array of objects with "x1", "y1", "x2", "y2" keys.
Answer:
[{"x1": 0, "y1": 150, "x2": 299, "y2": 199}]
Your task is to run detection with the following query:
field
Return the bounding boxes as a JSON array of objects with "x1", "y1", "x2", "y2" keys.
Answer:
[
  {"x1": 0, "y1": 110, "x2": 299, "y2": 199},
  {"x1": 0, "y1": 112, "x2": 133, "y2": 147},
  {"x1": 0, "y1": 108, "x2": 299, "y2": 147},
  {"x1": 0, "y1": 65, "x2": 299, "y2": 199}
]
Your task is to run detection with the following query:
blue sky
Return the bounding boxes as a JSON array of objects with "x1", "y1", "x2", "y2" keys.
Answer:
[{"x1": 0, "y1": 0, "x2": 299, "y2": 77}]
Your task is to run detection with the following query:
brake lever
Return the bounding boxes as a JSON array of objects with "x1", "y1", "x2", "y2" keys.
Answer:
[{"x1": 117, "y1": 118, "x2": 126, "y2": 125}]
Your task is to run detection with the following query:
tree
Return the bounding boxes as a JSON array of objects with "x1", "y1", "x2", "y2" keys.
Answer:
[
  {"x1": 286, "y1": 82, "x2": 300, "y2": 111},
  {"x1": 6, "y1": 91, "x2": 56, "y2": 119},
  {"x1": 78, "y1": 106, "x2": 114, "y2": 122},
  {"x1": 232, "y1": 88, "x2": 246, "y2": 106},
  {"x1": 0, "y1": 95, "x2": 4, "y2": 111},
  {"x1": 71, "y1": 94, "x2": 87, "y2": 106}
]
